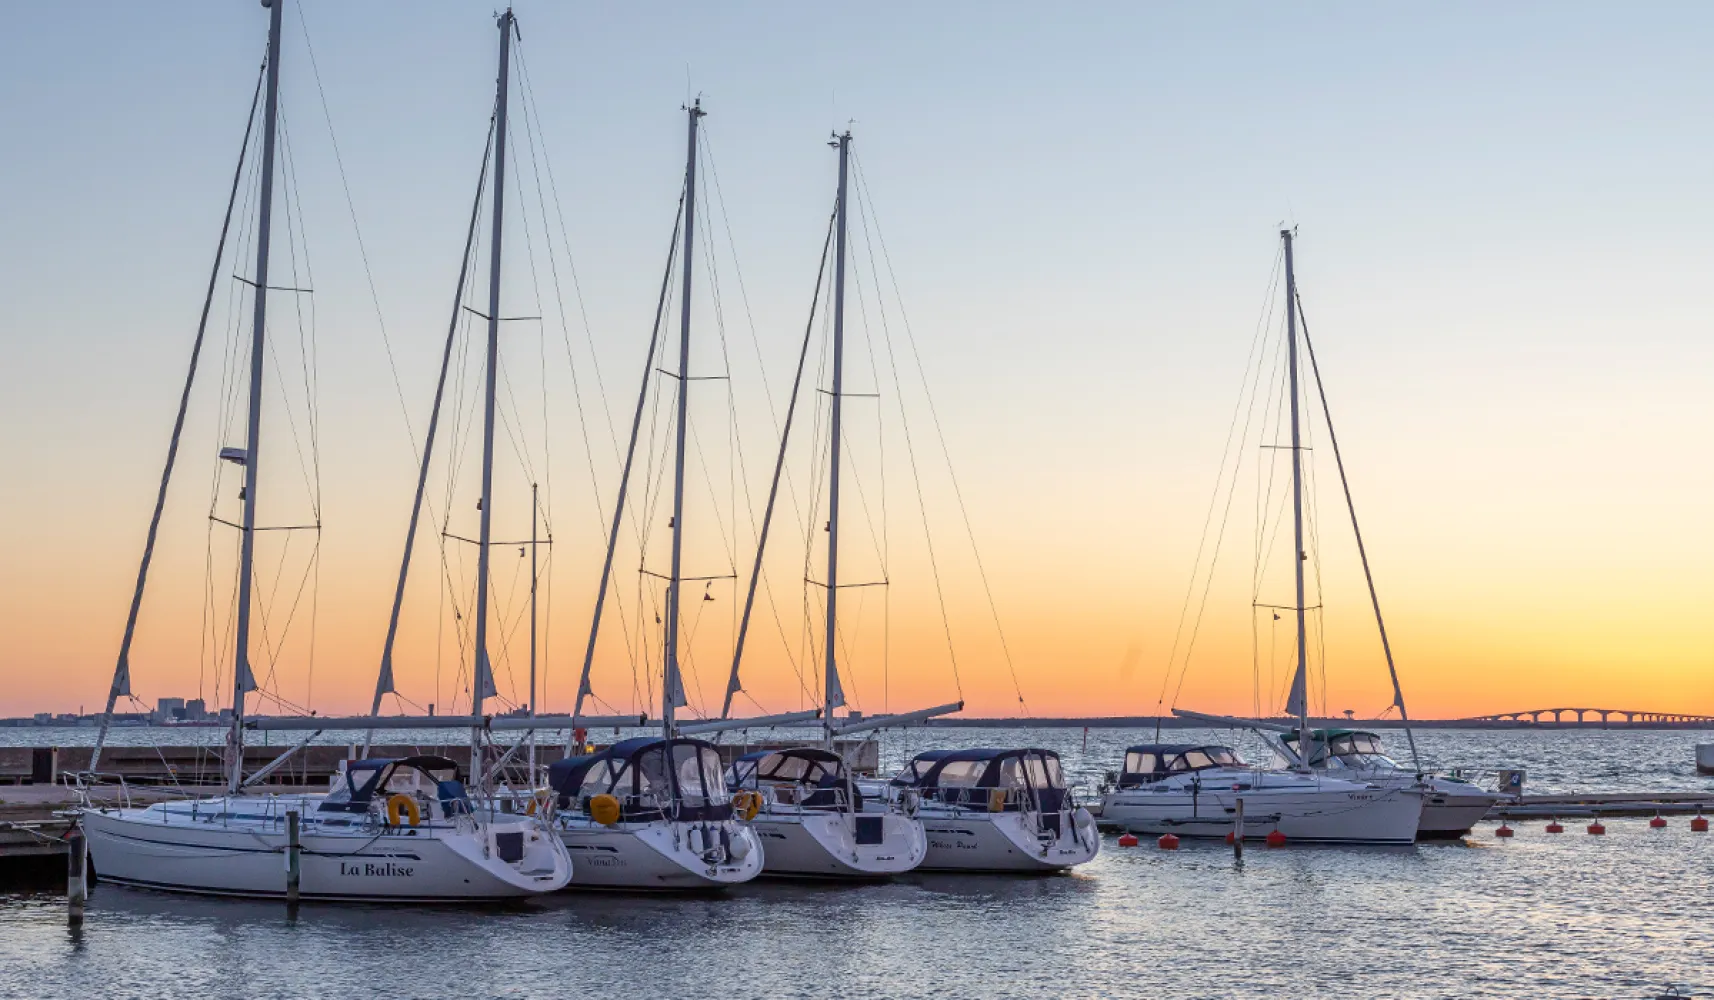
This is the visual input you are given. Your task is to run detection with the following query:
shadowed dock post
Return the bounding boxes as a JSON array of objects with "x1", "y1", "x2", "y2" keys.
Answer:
[
  {"x1": 285, "y1": 809, "x2": 300, "y2": 908},
  {"x1": 1234, "y1": 798, "x2": 1244, "y2": 859},
  {"x1": 66, "y1": 823, "x2": 86, "y2": 926}
]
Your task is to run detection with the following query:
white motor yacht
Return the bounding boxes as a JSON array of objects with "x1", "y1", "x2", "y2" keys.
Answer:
[
  {"x1": 1098, "y1": 743, "x2": 1423, "y2": 845},
  {"x1": 726, "y1": 747, "x2": 925, "y2": 878},
  {"x1": 869, "y1": 749, "x2": 1099, "y2": 872},
  {"x1": 82, "y1": 755, "x2": 571, "y2": 901},
  {"x1": 546, "y1": 737, "x2": 763, "y2": 889},
  {"x1": 1272, "y1": 729, "x2": 1500, "y2": 838}
]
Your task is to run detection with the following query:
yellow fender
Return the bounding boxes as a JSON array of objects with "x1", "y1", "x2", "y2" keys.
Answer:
[
  {"x1": 588, "y1": 793, "x2": 621, "y2": 827},
  {"x1": 731, "y1": 790, "x2": 762, "y2": 822},
  {"x1": 987, "y1": 788, "x2": 1008, "y2": 813},
  {"x1": 386, "y1": 793, "x2": 422, "y2": 827}
]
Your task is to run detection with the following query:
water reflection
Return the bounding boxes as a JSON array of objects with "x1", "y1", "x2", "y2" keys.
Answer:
[{"x1": 4, "y1": 728, "x2": 1713, "y2": 998}]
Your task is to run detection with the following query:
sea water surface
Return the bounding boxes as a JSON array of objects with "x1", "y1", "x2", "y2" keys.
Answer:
[{"x1": 3, "y1": 725, "x2": 1710, "y2": 998}]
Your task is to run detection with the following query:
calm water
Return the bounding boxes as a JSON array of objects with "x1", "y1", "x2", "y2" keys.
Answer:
[{"x1": 4, "y1": 726, "x2": 1712, "y2": 998}]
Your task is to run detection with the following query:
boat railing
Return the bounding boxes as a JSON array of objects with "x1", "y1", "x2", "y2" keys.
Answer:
[
  {"x1": 754, "y1": 783, "x2": 854, "y2": 816},
  {"x1": 926, "y1": 786, "x2": 1055, "y2": 814}
]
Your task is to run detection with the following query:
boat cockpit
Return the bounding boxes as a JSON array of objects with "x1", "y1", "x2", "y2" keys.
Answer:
[
  {"x1": 727, "y1": 747, "x2": 858, "y2": 811},
  {"x1": 317, "y1": 755, "x2": 472, "y2": 821},
  {"x1": 548, "y1": 736, "x2": 732, "y2": 823},
  {"x1": 1115, "y1": 745, "x2": 1245, "y2": 787},
  {"x1": 893, "y1": 748, "x2": 1069, "y2": 813}
]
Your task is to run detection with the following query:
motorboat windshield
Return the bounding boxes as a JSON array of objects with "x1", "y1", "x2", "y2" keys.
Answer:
[
  {"x1": 548, "y1": 737, "x2": 732, "y2": 822},
  {"x1": 1116, "y1": 745, "x2": 1244, "y2": 787},
  {"x1": 1280, "y1": 730, "x2": 1405, "y2": 770}
]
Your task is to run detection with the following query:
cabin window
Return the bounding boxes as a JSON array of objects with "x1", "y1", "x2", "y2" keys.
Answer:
[
  {"x1": 997, "y1": 759, "x2": 1028, "y2": 789},
  {"x1": 381, "y1": 767, "x2": 423, "y2": 795},
  {"x1": 765, "y1": 754, "x2": 811, "y2": 782},
  {"x1": 636, "y1": 749, "x2": 671, "y2": 797},
  {"x1": 1024, "y1": 756, "x2": 1056, "y2": 790},
  {"x1": 579, "y1": 761, "x2": 620, "y2": 795},
  {"x1": 1208, "y1": 748, "x2": 1240, "y2": 766},
  {"x1": 1182, "y1": 751, "x2": 1214, "y2": 770},
  {"x1": 935, "y1": 761, "x2": 986, "y2": 787},
  {"x1": 1045, "y1": 756, "x2": 1065, "y2": 788},
  {"x1": 1125, "y1": 752, "x2": 1158, "y2": 775}
]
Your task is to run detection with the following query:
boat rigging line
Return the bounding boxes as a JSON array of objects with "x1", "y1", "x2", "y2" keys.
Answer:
[
  {"x1": 90, "y1": 56, "x2": 268, "y2": 773},
  {"x1": 1294, "y1": 288, "x2": 1422, "y2": 772},
  {"x1": 1151, "y1": 245, "x2": 1283, "y2": 739}
]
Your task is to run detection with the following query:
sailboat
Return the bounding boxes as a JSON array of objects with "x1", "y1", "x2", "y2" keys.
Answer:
[
  {"x1": 542, "y1": 99, "x2": 763, "y2": 889},
  {"x1": 1103, "y1": 228, "x2": 1423, "y2": 845},
  {"x1": 79, "y1": 2, "x2": 570, "y2": 900},
  {"x1": 703, "y1": 130, "x2": 929, "y2": 878}
]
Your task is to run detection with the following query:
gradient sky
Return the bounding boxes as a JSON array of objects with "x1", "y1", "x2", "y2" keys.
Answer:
[{"x1": 1, "y1": 2, "x2": 1710, "y2": 721}]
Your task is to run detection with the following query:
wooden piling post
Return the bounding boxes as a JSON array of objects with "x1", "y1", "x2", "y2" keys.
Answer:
[
  {"x1": 67, "y1": 824, "x2": 87, "y2": 926},
  {"x1": 285, "y1": 809, "x2": 301, "y2": 907},
  {"x1": 1233, "y1": 797, "x2": 1244, "y2": 860}
]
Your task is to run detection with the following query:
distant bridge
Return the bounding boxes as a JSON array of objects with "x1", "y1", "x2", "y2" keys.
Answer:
[{"x1": 1462, "y1": 708, "x2": 1714, "y2": 726}]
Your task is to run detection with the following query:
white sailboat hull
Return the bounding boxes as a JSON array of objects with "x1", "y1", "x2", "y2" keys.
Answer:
[
  {"x1": 751, "y1": 810, "x2": 926, "y2": 878},
  {"x1": 916, "y1": 807, "x2": 1100, "y2": 872},
  {"x1": 1311, "y1": 769, "x2": 1499, "y2": 837},
  {"x1": 82, "y1": 800, "x2": 571, "y2": 901},
  {"x1": 1101, "y1": 782, "x2": 1422, "y2": 845},
  {"x1": 556, "y1": 819, "x2": 764, "y2": 889}
]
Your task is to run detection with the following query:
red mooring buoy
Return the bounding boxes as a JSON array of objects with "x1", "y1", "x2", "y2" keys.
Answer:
[
  {"x1": 1692, "y1": 815, "x2": 1709, "y2": 833},
  {"x1": 1545, "y1": 819, "x2": 1564, "y2": 834},
  {"x1": 1158, "y1": 833, "x2": 1180, "y2": 850},
  {"x1": 1650, "y1": 815, "x2": 1668, "y2": 829},
  {"x1": 1117, "y1": 833, "x2": 1139, "y2": 848},
  {"x1": 1266, "y1": 829, "x2": 1288, "y2": 848},
  {"x1": 1587, "y1": 821, "x2": 1606, "y2": 835},
  {"x1": 1496, "y1": 823, "x2": 1514, "y2": 838}
]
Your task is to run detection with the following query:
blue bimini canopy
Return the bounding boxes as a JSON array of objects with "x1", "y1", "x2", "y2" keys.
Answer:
[
  {"x1": 548, "y1": 736, "x2": 732, "y2": 823},
  {"x1": 898, "y1": 748, "x2": 1068, "y2": 812},
  {"x1": 728, "y1": 748, "x2": 853, "y2": 810},
  {"x1": 317, "y1": 755, "x2": 464, "y2": 814}
]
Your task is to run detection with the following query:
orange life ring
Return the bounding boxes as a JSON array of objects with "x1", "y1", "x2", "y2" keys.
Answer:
[
  {"x1": 731, "y1": 790, "x2": 762, "y2": 822},
  {"x1": 386, "y1": 793, "x2": 421, "y2": 827}
]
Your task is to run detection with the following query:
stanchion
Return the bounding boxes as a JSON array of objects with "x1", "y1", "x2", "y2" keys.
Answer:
[
  {"x1": 66, "y1": 825, "x2": 87, "y2": 927},
  {"x1": 1233, "y1": 798, "x2": 1244, "y2": 859},
  {"x1": 285, "y1": 809, "x2": 301, "y2": 910}
]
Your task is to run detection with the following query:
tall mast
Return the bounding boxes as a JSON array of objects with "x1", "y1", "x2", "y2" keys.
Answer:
[
  {"x1": 574, "y1": 203, "x2": 682, "y2": 727},
  {"x1": 471, "y1": 8, "x2": 514, "y2": 792},
  {"x1": 1299, "y1": 316, "x2": 1422, "y2": 772},
  {"x1": 365, "y1": 118, "x2": 496, "y2": 753},
  {"x1": 823, "y1": 130, "x2": 852, "y2": 749},
  {"x1": 1281, "y1": 228, "x2": 1312, "y2": 767},
  {"x1": 91, "y1": 61, "x2": 267, "y2": 775},
  {"x1": 663, "y1": 100, "x2": 704, "y2": 737},
  {"x1": 225, "y1": 0, "x2": 285, "y2": 796}
]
